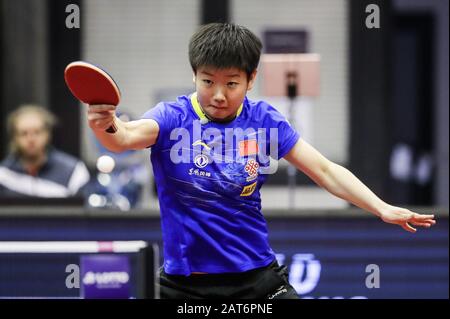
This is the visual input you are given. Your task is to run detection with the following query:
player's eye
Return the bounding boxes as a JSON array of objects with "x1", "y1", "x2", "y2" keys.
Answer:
[
  {"x1": 227, "y1": 82, "x2": 239, "y2": 88},
  {"x1": 202, "y1": 79, "x2": 213, "y2": 85}
]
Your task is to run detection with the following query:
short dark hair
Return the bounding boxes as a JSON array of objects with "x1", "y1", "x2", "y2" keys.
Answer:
[{"x1": 189, "y1": 23, "x2": 263, "y2": 79}]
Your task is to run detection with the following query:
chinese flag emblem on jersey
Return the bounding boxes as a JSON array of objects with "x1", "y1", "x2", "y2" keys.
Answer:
[{"x1": 239, "y1": 140, "x2": 258, "y2": 156}]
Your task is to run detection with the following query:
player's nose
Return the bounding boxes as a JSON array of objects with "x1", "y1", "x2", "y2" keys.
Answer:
[{"x1": 213, "y1": 89, "x2": 226, "y2": 104}]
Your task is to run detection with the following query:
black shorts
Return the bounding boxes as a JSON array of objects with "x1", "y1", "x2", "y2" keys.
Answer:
[{"x1": 158, "y1": 259, "x2": 299, "y2": 299}]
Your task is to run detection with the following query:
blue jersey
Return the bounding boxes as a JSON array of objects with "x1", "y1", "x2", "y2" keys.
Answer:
[{"x1": 142, "y1": 93, "x2": 299, "y2": 275}]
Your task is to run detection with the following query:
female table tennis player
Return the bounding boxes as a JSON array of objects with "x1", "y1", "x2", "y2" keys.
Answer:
[{"x1": 86, "y1": 23, "x2": 436, "y2": 299}]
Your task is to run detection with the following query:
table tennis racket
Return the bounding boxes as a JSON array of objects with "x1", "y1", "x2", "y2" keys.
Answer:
[{"x1": 64, "y1": 61, "x2": 120, "y2": 133}]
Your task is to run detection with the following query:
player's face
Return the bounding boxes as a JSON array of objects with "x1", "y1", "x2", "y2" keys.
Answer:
[
  {"x1": 14, "y1": 113, "x2": 49, "y2": 160},
  {"x1": 194, "y1": 66, "x2": 256, "y2": 122}
]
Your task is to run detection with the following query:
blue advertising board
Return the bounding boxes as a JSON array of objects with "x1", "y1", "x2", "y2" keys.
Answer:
[{"x1": 0, "y1": 215, "x2": 447, "y2": 298}]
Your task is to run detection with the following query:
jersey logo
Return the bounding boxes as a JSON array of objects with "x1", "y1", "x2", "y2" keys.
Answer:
[
  {"x1": 240, "y1": 181, "x2": 257, "y2": 197},
  {"x1": 244, "y1": 159, "x2": 259, "y2": 182},
  {"x1": 189, "y1": 168, "x2": 211, "y2": 177},
  {"x1": 194, "y1": 154, "x2": 209, "y2": 168}
]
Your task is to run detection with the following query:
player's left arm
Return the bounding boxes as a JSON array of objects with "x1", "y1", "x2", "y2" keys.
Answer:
[{"x1": 284, "y1": 138, "x2": 436, "y2": 233}]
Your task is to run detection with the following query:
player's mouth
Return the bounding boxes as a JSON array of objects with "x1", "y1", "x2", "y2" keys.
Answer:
[{"x1": 209, "y1": 105, "x2": 227, "y2": 109}]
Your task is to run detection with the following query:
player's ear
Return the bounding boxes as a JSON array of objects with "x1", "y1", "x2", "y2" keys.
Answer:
[
  {"x1": 192, "y1": 73, "x2": 196, "y2": 84},
  {"x1": 247, "y1": 70, "x2": 257, "y2": 91}
]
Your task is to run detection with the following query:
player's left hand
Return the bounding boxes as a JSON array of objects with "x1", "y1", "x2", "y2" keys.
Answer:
[{"x1": 379, "y1": 206, "x2": 436, "y2": 233}]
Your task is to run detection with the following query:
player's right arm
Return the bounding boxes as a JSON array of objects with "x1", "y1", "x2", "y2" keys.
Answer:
[{"x1": 87, "y1": 104, "x2": 159, "y2": 152}]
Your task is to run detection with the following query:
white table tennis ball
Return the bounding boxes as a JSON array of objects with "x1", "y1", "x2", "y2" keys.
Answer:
[{"x1": 96, "y1": 155, "x2": 115, "y2": 173}]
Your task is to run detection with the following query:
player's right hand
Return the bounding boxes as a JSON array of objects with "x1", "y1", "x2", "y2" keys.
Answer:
[{"x1": 87, "y1": 104, "x2": 117, "y2": 131}]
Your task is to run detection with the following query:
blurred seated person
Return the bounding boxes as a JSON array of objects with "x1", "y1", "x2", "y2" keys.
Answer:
[{"x1": 0, "y1": 105, "x2": 90, "y2": 198}]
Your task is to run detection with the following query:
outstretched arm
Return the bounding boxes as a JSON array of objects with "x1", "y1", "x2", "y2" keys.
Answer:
[
  {"x1": 87, "y1": 104, "x2": 159, "y2": 152},
  {"x1": 284, "y1": 138, "x2": 436, "y2": 233}
]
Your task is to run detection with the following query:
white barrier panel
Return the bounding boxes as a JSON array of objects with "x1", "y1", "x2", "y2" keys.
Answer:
[{"x1": 0, "y1": 241, "x2": 147, "y2": 253}]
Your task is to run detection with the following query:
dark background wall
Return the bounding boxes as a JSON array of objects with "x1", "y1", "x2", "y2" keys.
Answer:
[
  {"x1": 0, "y1": 0, "x2": 81, "y2": 159},
  {"x1": 349, "y1": 0, "x2": 392, "y2": 203}
]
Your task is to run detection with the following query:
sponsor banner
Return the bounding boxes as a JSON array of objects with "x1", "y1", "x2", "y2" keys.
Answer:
[{"x1": 80, "y1": 254, "x2": 130, "y2": 299}]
